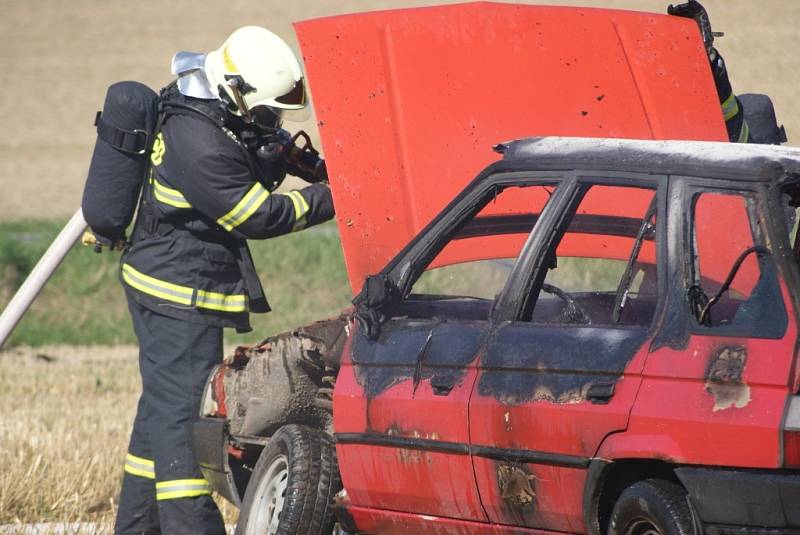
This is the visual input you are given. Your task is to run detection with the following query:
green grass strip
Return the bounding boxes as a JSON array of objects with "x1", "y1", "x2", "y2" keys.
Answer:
[{"x1": 0, "y1": 220, "x2": 352, "y2": 347}]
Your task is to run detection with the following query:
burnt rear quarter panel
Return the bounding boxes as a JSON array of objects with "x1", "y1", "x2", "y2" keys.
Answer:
[
  {"x1": 602, "y1": 179, "x2": 799, "y2": 467},
  {"x1": 618, "y1": 282, "x2": 798, "y2": 468}
]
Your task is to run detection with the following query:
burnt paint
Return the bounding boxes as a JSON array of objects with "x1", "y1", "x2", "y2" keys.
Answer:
[
  {"x1": 478, "y1": 323, "x2": 649, "y2": 405},
  {"x1": 705, "y1": 345, "x2": 751, "y2": 411},
  {"x1": 495, "y1": 462, "x2": 540, "y2": 526},
  {"x1": 350, "y1": 320, "x2": 483, "y2": 398}
]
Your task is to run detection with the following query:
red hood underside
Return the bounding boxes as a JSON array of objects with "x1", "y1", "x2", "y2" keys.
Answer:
[{"x1": 295, "y1": 2, "x2": 727, "y2": 293}]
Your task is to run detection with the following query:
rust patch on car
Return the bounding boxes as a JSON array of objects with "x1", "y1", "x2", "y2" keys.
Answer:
[
  {"x1": 705, "y1": 345, "x2": 751, "y2": 411},
  {"x1": 495, "y1": 383, "x2": 587, "y2": 406},
  {"x1": 383, "y1": 425, "x2": 439, "y2": 465},
  {"x1": 497, "y1": 464, "x2": 536, "y2": 508}
]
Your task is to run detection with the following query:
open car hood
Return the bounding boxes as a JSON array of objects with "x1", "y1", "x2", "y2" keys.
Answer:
[{"x1": 295, "y1": 2, "x2": 727, "y2": 293}]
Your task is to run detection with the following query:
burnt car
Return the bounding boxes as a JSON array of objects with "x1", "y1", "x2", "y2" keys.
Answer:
[
  {"x1": 195, "y1": 136, "x2": 800, "y2": 535},
  {"x1": 191, "y1": 3, "x2": 800, "y2": 534}
]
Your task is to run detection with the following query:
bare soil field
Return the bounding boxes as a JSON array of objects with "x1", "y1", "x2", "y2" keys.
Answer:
[{"x1": 0, "y1": 0, "x2": 797, "y2": 221}]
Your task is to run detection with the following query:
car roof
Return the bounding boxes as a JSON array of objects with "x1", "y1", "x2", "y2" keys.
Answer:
[{"x1": 500, "y1": 137, "x2": 800, "y2": 182}]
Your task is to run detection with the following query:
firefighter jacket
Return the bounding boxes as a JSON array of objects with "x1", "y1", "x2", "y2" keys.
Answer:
[
  {"x1": 711, "y1": 49, "x2": 751, "y2": 143},
  {"x1": 121, "y1": 88, "x2": 335, "y2": 331}
]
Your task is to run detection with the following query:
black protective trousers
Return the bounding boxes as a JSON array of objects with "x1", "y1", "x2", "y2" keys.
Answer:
[{"x1": 115, "y1": 297, "x2": 226, "y2": 535}]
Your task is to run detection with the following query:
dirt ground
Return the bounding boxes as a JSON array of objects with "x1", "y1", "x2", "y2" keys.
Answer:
[{"x1": 0, "y1": 0, "x2": 797, "y2": 221}]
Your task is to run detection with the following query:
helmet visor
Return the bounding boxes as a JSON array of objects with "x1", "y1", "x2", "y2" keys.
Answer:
[{"x1": 275, "y1": 78, "x2": 306, "y2": 107}]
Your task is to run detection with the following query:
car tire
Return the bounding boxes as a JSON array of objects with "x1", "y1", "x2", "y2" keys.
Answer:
[
  {"x1": 608, "y1": 479, "x2": 694, "y2": 535},
  {"x1": 235, "y1": 424, "x2": 340, "y2": 535}
]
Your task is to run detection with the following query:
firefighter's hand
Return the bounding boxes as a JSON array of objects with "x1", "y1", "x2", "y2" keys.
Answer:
[
  {"x1": 667, "y1": 0, "x2": 707, "y2": 21},
  {"x1": 667, "y1": 0, "x2": 718, "y2": 55}
]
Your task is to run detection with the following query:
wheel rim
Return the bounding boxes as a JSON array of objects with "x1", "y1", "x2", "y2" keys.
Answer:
[
  {"x1": 624, "y1": 518, "x2": 661, "y2": 535},
  {"x1": 246, "y1": 454, "x2": 289, "y2": 535}
]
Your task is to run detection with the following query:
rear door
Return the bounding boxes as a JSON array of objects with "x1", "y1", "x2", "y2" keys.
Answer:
[
  {"x1": 334, "y1": 177, "x2": 563, "y2": 520},
  {"x1": 630, "y1": 179, "x2": 797, "y2": 469},
  {"x1": 469, "y1": 176, "x2": 666, "y2": 532}
]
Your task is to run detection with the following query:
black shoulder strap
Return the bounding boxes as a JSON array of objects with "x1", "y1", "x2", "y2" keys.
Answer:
[{"x1": 94, "y1": 111, "x2": 150, "y2": 155}]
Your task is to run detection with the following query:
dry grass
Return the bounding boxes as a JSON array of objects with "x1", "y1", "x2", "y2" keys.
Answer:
[{"x1": 0, "y1": 345, "x2": 238, "y2": 529}]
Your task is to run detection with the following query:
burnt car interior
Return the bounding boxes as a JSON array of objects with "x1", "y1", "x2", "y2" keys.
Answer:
[
  {"x1": 398, "y1": 180, "x2": 662, "y2": 328},
  {"x1": 686, "y1": 189, "x2": 787, "y2": 338},
  {"x1": 529, "y1": 184, "x2": 658, "y2": 327}
]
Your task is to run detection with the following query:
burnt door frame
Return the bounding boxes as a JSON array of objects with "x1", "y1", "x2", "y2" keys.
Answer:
[
  {"x1": 335, "y1": 172, "x2": 575, "y2": 521},
  {"x1": 469, "y1": 172, "x2": 669, "y2": 532}
]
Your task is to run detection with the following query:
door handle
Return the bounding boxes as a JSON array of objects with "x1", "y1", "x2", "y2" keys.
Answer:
[
  {"x1": 430, "y1": 375, "x2": 456, "y2": 396},
  {"x1": 587, "y1": 381, "x2": 616, "y2": 404}
]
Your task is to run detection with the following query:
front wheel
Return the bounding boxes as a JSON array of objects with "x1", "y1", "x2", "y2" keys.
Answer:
[
  {"x1": 236, "y1": 424, "x2": 340, "y2": 535},
  {"x1": 608, "y1": 479, "x2": 694, "y2": 535}
]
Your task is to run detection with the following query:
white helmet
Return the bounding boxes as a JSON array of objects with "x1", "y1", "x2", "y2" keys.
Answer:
[{"x1": 205, "y1": 26, "x2": 307, "y2": 120}]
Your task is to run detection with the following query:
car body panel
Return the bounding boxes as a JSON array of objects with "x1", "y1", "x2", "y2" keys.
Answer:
[
  {"x1": 295, "y1": 2, "x2": 727, "y2": 293},
  {"x1": 333, "y1": 320, "x2": 487, "y2": 520},
  {"x1": 465, "y1": 175, "x2": 664, "y2": 532},
  {"x1": 470, "y1": 329, "x2": 651, "y2": 531},
  {"x1": 339, "y1": 504, "x2": 565, "y2": 535}
]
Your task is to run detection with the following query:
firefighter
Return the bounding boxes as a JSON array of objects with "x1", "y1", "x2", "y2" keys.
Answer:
[
  {"x1": 669, "y1": 0, "x2": 751, "y2": 143},
  {"x1": 114, "y1": 26, "x2": 334, "y2": 534}
]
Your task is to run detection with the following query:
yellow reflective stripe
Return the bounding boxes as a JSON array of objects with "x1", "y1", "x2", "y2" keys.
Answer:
[
  {"x1": 155, "y1": 478, "x2": 212, "y2": 501},
  {"x1": 222, "y1": 46, "x2": 239, "y2": 73},
  {"x1": 196, "y1": 289, "x2": 248, "y2": 313},
  {"x1": 217, "y1": 183, "x2": 270, "y2": 231},
  {"x1": 737, "y1": 120, "x2": 751, "y2": 143},
  {"x1": 284, "y1": 190, "x2": 310, "y2": 231},
  {"x1": 122, "y1": 264, "x2": 194, "y2": 305},
  {"x1": 122, "y1": 264, "x2": 247, "y2": 313},
  {"x1": 152, "y1": 177, "x2": 192, "y2": 209},
  {"x1": 722, "y1": 93, "x2": 739, "y2": 121},
  {"x1": 124, "y1": 453, "x2": 155, "y2": 480},
  {"x1": 151, "y1": 132, "x2": 166, "y2": 166}
]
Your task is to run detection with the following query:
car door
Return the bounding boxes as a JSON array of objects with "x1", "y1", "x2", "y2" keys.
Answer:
[
  {"x1": 334, "y1": 177, "x2": 563, "y2": 521},
  {"x1": 630, "y1": 179, "x2": 797, "y2": 470},
  {"x1": 469, "y1": 176, "x2": 666, "y2": 532}
]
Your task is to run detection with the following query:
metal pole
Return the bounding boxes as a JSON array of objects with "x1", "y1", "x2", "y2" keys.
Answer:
[{"x1": 0, "y1": 208, "x2": 87, "y2": 349}]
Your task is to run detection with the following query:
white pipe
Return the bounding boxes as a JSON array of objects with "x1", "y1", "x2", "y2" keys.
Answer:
[{"x1": 0, "y1": 208, "x2": 87, "y2": 349}]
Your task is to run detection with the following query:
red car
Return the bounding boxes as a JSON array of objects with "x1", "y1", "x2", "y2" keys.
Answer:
[{"x1": 193, "y1": 4, "x2": 800, "y2": 534}]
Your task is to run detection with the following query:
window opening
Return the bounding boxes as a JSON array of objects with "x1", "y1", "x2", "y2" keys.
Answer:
[
  {"x1": 687, "y1": 190, "x2": 785, "y2": 337},
  {"x1": 529, "y1": 184, "x2": 658, "y2": 326},
  {"x1": 406, "y1": 183, "x2": 557, "y2": 315}
]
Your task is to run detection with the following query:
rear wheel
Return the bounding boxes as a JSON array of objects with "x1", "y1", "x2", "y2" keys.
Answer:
[
  {"x1": 608, "y1": 479, "x2": 694, "y2": 535},
  {"x1": 236, "y1": 424, "x2": 340, "y2": 535}
]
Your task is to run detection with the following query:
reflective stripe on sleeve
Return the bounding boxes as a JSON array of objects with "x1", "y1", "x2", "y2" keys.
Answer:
[
  {"x1": 737, "y1": 120, "x2": 751, "y2": 143},
  {"x1": 152, "y1": 177, "x2": 192, "y2": 209},
  {"x1": 196, "y1": 289, "x2": 248, "y2": 312},
  {"x1": 217, "y1": 182, "x2": 270, "y2": 231},
  {"x1": 283, "y1": 190, "x2": 310, "y2": 231},
  {"x1": 155, "y1": 478, "x2": 213, "y2": 501},
  {"x1": 121, "y1": 264, "x2": 248, "y2": 313},
  {"x1": 124, "y1": 453, "x2": 155, "y2": 480},
  {"x1": 722, "y1": 93, "x2": 740, "y2": 121}
]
